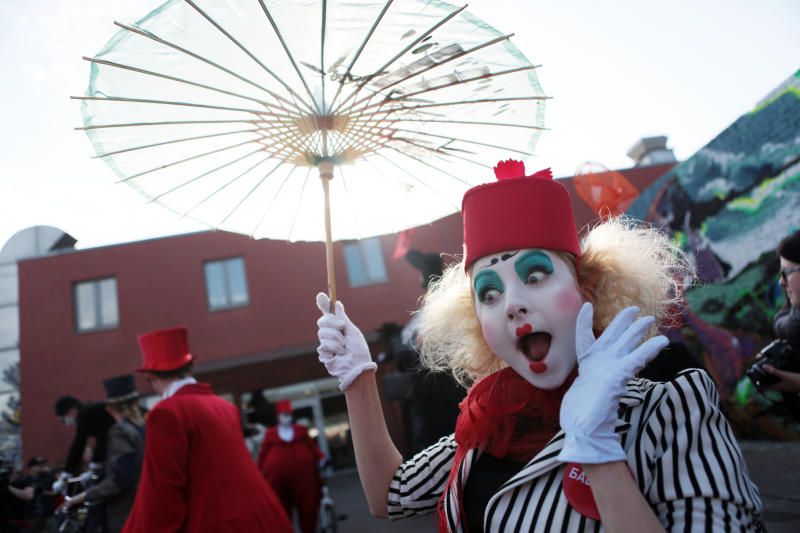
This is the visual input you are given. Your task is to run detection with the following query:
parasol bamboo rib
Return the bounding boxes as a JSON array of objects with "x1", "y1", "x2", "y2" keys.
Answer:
[
  {"x1": 327, "y1": 113, "x2": 388, "y2": 155},
  {"x1": 386, "y1": 144, "x2": 484, "y2": 187},
  {"x1": 330, "y1": 2, "x2": 467, "y2": 115},
  {"x1": 361, "y1": 157, "x2": 436, "y2": 231},
  {"x1": 112, "y1": 21, "x2": 303, "y2": 114},
  {"x1": 77, "y1": 119, "x2": 260, "y2": 131},
  {"x1": 320, "y1": 0, "x2": 327, "y2": 138},
  {"x1": 345, "y1": 33, "x2": 517, "y2": 111},
  {"x1": 249, "y1": 165, "x2": 298, "y2": 235},
  {"x1": 146, "y1": 147, "x2": 265, "y2": 203},
  {"x1": 372, "y1": 151, "x2": 461, "y2": 211},
  {"x1": 71, "y1": 95, "x2": 277, "y2": 117},
  {"x1": 115, "y1": 138, "x2": 259, "y2": 183},
  {"x1": 387, "y1": 136, "x2": 492, "y2": 172},
  {"x1": 287, "y1": 169, "x2": 313, "y2": 241},
  {"x1": 371, "y1": 96, "x2": 550, "y2": 114},
  {"x1": 389, "y1": 128, "x2": 533, "y2": 156},
  {"x1": 378, "y1": 65, "x2": 541, "y2": 103},
  {"x1": 81, "y1": 56, "x2": 291, "y2": 114},
  {"x1": 254, "y1": 0, "x2": 322, "y2": 116},
  {"x1": 327, "y1": 0, "x2": 394, "y2": 113},
  {"x1": 91, "y1": 128, "x2": 260, "y2": 159},
  {"x1": 180, "y1": 156, "x2": 277, "y2": 217},
  {"x1": 184, "y1": 0, "x2": 314, "y2": 113},
  {"x1": 361, "y1": 117, "x2": 548, "y2": 129},
  {"x1": 327, "y1": 92, "x2": 384, "y2": 155},
  {"x1": 216, "y1": 161, "x2": 287, "y2": 226}
]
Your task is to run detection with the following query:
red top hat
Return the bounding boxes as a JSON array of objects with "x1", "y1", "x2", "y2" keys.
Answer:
[
  {"x1": 462, "y1": 160, "x2": 581, "y2": 269},
  {"x1": 136, "y1": 326, "x2": 195, "y2": 372},
  {"x1": 275, "y1": 400, "x2": 292, "y2": 415}
]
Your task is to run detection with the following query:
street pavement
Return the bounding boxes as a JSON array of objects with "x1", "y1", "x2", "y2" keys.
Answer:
[
  {"x1": 322, "y1": 440, "x2": 800, "y2": 532},
  {"x1": 739, "y1": 440, "x2": 800, "y2": 533}
]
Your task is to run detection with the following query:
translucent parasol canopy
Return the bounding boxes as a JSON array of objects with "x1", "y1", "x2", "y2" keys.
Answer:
[{"x1": 77, "y1": 0, "x2": 548, "y2": 242}]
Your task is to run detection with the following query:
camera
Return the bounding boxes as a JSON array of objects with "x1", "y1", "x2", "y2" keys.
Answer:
[{"x1": 746, "y1": 339, "x2": 799, "y2": 391}]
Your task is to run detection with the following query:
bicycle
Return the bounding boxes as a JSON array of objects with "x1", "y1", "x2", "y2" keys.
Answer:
[
  {"x1": 54, "y1": 465, "x2": 105, "y2": 533},
  {"x1": 317, "y1": 462, "x2": 347, "y2": 533},
  {"x1": 317, "y1": 482, "x2": 337, "y2": 533}
]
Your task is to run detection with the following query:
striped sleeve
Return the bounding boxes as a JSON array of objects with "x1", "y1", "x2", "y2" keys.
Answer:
[
  {"x1": 636, "y1": 369, "x2": 763, "y2": 532},
  {"x1": 387, "y1": 434, "x2": 457, "y2": 520}
]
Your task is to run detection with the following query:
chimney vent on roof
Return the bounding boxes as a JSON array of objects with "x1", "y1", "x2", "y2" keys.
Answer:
[{"x1": 626, "y1": 136, "x2": 676, "y2": 167}]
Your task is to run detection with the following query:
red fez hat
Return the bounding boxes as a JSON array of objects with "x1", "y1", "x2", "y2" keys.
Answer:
[
  {"x1": 136, "y1": 326, "x2": 195, "y2": 372},
  {"x1": 462, "y1": 160, "x2": 581, "y2": 269},
  {"x1": 275, "y1": 400, "x2": 292, "y2": 414}
]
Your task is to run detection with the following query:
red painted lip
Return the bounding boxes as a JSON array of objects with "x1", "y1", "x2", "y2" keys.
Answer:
[
  {"x1": 529, "y1": 361, "x2": 548, "y2": 374},
  {"x1": 515, "y1": 324, "x2": 532, "y2": 338}
]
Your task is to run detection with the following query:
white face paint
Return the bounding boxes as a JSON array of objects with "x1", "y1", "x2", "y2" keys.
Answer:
[
  {"x1": 277, "y1": 413, "x2": 293, "y2": 427},
  {"x1": 472, "y1": 249, "x2": 584, "y2": 389}
]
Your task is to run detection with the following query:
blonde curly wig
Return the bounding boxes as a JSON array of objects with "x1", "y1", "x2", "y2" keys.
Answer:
[{"x1": 416, "y1": 216, "x2": 693, "y2": 388}]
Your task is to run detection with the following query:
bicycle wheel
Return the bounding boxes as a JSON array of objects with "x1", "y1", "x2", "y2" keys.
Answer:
[{"x1": 320, "y1": 503, "x2": 337, "y2": 533}]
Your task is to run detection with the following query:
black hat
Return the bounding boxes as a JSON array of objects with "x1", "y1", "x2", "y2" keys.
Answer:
[{"x1": 103, "y1": 374, "x2": 139, "y2": 403}]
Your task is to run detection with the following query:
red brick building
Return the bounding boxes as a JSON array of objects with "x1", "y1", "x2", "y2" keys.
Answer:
[{"x1": 17, "y1": 162, "x2": 673, "y2": 466}]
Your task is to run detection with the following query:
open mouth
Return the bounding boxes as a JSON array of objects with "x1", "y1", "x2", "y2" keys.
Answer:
[{"x1": 518, "y1": 332, "x2": 551, "y2": 374}]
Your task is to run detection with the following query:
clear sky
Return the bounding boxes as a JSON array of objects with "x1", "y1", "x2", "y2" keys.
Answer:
[{"x1": 1, "y1": 0, "x2": 798, "y2": 250}]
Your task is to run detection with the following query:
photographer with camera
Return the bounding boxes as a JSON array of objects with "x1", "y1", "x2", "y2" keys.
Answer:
[
  {"x1": 5, "y1": 457, "x2": 56, "y2": 532},
  {"x1": 764, "y1": 230, "x2": 800, "y2": 390},
  {"x1": 747, "y1": 229, "x2": 800, "y2": 423}
]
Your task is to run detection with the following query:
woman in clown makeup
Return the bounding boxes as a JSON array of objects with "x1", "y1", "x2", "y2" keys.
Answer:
[{"x1": 315, "y1": 160, "x2": 763, "y2": 532}]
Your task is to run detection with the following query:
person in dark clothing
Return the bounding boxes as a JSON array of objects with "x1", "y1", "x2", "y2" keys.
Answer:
[
  {"x1": 58, "y1": 375, "x2": 146, "y2": 533},
  {"x1": 761, "y1": 229, "x2": 800, "y2": 421},
  {"x1": 54, "y1": 395, "x2": 116, "y2": 476},
  {"x1": 7, "y1": 457, "x2": 56, "y2": 532},
  {"x1": 637, "y1": 341, "x2": 705, "y2": 382},
  {"x1": 248, "y1": 389, "x2": 277, "y2": 427}
]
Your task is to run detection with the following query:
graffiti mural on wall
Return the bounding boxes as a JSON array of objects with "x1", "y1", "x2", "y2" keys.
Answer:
[
  {"x1": 0, "y1": 363, "x2": 22, "y2": 466},
  {"x1": 628, "y1": 69, "x2": 800, "y2": 434}
]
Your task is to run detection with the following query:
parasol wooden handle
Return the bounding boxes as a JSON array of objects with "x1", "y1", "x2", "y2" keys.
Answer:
[{"x1": 319, "y1": 161, "x2": 336, "y2": 311}]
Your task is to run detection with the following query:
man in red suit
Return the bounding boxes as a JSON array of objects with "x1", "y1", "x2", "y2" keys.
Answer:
[
  {"x1": 258, "y1": 400, "x2": 326, "y2": 533},
  {"x1": 122, "y1": 326, "x2": 292, "y2": 533}
]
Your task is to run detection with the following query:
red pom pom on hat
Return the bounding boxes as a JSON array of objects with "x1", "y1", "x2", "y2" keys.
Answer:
[
  {"x1": 493, "y1": 160, "x2": 553, "y2": 181},
  {"x1": 462, "y1": 160, "x2": 580, "y2": 269}
]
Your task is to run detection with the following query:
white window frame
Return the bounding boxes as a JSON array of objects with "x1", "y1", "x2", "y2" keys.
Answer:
[
  {"x1": 342, "y1": 237, "x2": 388, "y2": 288},
  {"x1": 203, "y1": 256, "x2": 250, "y2": 311},
  {"x1": 73, "y1": 277, "x2": 119, "y2": 333}
]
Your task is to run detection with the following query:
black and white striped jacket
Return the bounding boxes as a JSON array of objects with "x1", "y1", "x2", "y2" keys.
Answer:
[{"x1": 388, "y1": 369, "x2": 763, "y2": 532}]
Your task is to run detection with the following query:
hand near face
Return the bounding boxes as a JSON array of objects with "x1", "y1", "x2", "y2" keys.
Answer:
[{"x1": 558, "y1": 303, "x2": 668, "y2": 464}]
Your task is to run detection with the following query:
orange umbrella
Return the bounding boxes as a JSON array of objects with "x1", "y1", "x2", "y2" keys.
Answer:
[{"x1": 573, "y1": 162, "x2": 639, "y2": 219}]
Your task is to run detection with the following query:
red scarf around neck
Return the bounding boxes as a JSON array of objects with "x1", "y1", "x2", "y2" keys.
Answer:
[{"x1": 437, "y1": 366, "x2": 576, "y2": 532}]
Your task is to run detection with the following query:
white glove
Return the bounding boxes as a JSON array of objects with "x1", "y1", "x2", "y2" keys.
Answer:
[
  {"x1": 315, "y1": 293, "x2": 377, "y2": 391},
  {"x1": 52, "y1": 477, "x2": 66, "y2": 493},
  {"x1": 558, "y1": 303, "x2": 668, "y2": 464}
]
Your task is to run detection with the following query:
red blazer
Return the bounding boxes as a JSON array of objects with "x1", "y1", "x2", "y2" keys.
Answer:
[{"x1": 122, "y1": 383, "x2": 292, "y2": 533}]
